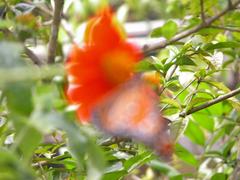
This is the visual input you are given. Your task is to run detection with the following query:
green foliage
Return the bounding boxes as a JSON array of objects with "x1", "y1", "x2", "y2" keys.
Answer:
[
  {"x1": 151, "y1": 20, "x2": 178, "y2": 39},
  {"x1": 1, "y1": 0, "x2": 240, "y2": 179}
]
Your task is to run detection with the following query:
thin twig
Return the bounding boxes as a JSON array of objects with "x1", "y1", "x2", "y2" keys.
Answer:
[
  {"x1": 47, "y1": 0, "x2": 64, "y2": 63},
  {"x1": 31, "y1": 0, "x2": 75, "y2": 44},
  {"x1": 200, "y1": 0, "x2": 206, "y2": 24},
  {"x1": 160, "y1": 78, "x2": 196, "y2": 111},
  {"x1": 143, "y1": 0, "x2": 240, "y2": 55},
  {"x1": 210, "y1": 25, "x2": 240, "y2": 33},
  {"x1": 61, "y1": 19, "x2": 76, "y2": 44},
  {"x1": 180, "y1": 87, "x2": 240, "y2": 117},
  {"x1": 228, "y1": 0, "x2": 233, "y2": 9},
  {"x1": 185, "y1": 79, "x2": 201, "y2": 108}
]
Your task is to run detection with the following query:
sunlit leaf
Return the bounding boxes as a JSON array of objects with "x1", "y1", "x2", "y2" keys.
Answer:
[
  {"x1": 151, "y1": 20, "x2": 178, "y2": 39},
  {"x1": 175, "y1": 143, "x2": 198, "y2": 166},
  {"x1": 211, "y1": 173, "x2": 228, "y2": 180},
  {"x1": 204, "y1": 42, "x2": 240, "y2": 51},
  {"x1": 184, "y1": 119, "x2": 205, "y2": 146}
]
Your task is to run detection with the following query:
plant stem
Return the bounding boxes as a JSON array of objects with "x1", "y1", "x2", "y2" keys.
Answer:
[
  {"x1": 47, "y1": 0, "x2": 64, "y2": 63},
  {"x1": 24, "y1": 46, "x2": 43, "y2": 65},
  {"x1": 210, "y1": 25, "x2": 240, "y2": 33},
  {"x1": 161, "y1": 79, "x2": 196, "y2": 111},
  {"x1": 200, "y1": 0, "x2": 206, "y2": 24},
  {"x1": 180, "y1": 87, "x2": 240, "y2": 117},
  {"x1": 143, "y1": 0, "x2": 240, "y2": 55}
]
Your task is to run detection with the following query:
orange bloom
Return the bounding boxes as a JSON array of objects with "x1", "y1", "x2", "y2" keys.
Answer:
[{"x1": 66, "y1": 7, "x2": 142, "y2": 123}]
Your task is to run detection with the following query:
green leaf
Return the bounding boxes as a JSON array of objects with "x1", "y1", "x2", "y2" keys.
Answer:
[
  {"x1": 102, "y1": 152, "x2": 153, "y2": 180},
  {"x1": 15, "y1": 123, "x2": 42, "y2": 162},
  {"x1": 136, "y1": 60, "x2": 153, "y2": 72},
  {"x1": 64, "y1": 123, "x2": 106, "y2": 177},
  {"x1": 204, "y1": 42, "x2": 240, "y2": 51},
  {"x1": 227, "y1": 98, "x2": 240, "y2": 112},
  {"x1": 0, "y1": 148, "x2": 35, "y2": 180},
  {"x1": 170, "y1": 119, "x2": 187, "y2": 141},
  {"x1": 192, "y1": 112, "x2": 214, "y2": 132},
  {"x1": 170, "y1": 175, "x2": 184, "y2": 180},
  {"x1": 0, "y1": 42, "x2": 24, "y2": 68},
  {"x1": 188, "y1": 97, "x2": 212, "y2": 108},
  {"x1": 161, "y1": 98, "x2": 181, "y2": 109},
  {"x1": 87, "y1": 140, "x2": 106, "y2": 180},
  {"x1": 184, "y1": 120, "x2": 205, "y2": 146},
  {"x1": 151, "y1": 20, "x2": 178, "y2": 39},
  {"x1": 102, "y1": 170, "x2": 127, "y2": 180},
  {"x1": 123, "y1": 152, "x2": 153, "y2": 172},
  {"x1": 150, "y1": 160, "x2": 179, "y2": 177},
  {"x1": 204, "y1": 81, "x2": 230, "y2": 93},
  {"x1": 207, "y1": 102, "x2": 223, "y2": 116},
  {"x1": 5, "y1": 82, "x2": 33, "y2": 117},
  {"x1": 176, "y1": 55, "x2": 196, "y2": 66},
  {"x1": 206, "y1": 128, "x2": 225, "y2": 151},
  {"x1": 175, "y1": 143, "x2": 198, "y2": 166},
  {"x1": 66, "y1": 125, "x2": 89, "y2": 171},
  {"x1": 0, "y1": 20, "x2": 14, "y2": 28},
  {"x1": 211, "y1": 173, "x2": 228, "y2": 180},
  {"x1": 221, "y1": 140, "x2": 235, "y2": 158}
]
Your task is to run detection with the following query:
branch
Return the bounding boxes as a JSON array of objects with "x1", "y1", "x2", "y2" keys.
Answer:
[
  {"x1": 210, "y1": 25, "x2": 240, "y2": 33},
  {"x1": 228, "y1": 0, "x2": 233, "y2": 9},
  {"x1": 24, "y1": 46, "x2": 43, "y2": 65},
  {"x1": 161, "y1": 78, "x2": 196, "y2": 112},
  {"x1": 0, "y1": 28, "x2": 43, "y2": 66},
  {"x1": 47, "y1": 0, "x2": 64, "y2": 64},
  {"x1": 143, "y1": 0, "x2": 240, "y2": 55},
  {"x1": 180, "y1": 87, "x2": 240, "y2": 117},
  {"x1": 200, "y1": 0, "x2": 206, "y2": 24}
]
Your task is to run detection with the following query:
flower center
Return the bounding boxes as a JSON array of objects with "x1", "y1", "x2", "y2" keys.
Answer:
[{"x1": 102, "y1": 51, "x2": 136, "y2": 85}]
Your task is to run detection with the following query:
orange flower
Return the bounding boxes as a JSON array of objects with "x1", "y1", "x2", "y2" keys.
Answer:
[{"x1": 66, "y1": 7, "x2": 142, "y2": 123}]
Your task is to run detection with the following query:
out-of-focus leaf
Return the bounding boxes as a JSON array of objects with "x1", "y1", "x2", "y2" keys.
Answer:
[
  {"x1": 170, "y1": 119, "x2": 187, "y2": 141},
  {"x1": 221, "y1": 140, "x2": 235, "y2": 158},
  {"x1": 87, "y1": 140, "x2": 106, "y2": 180},
  {"x1": 175, "y1": 143, "x2": 198, "y2": 166},
  {"x1": 184, "y1": 120, "x2": 205, "y2": 146},
  {"x1": 188, "y1": 97, "x2": 212, "y2": 108},
  {"x1": 170, "y1": 175, "x2": 184, "y2": 180},
  {"x1": 176, "y1": 55, "x2": 196, "y2": 66},
  {"x1": 151, "y1": 20, "x2": 178, "y2": 39},
  {"x1": 150, "y1": 160, "x2": 180, "y2": 177},
  {"x1": 206, "y1": 128, "x2": 225, "y2": 151},
  {"x1": 0, "y1": 42, "x2": 24, "y2": 68},
  {"x1": 161, "y1": 98, "x2": 181, "y2": 109},
  {"x1": 13, "y1": 3, "x2": 35, "y2": 14},
  {"x1": 204, "y1": 42, "x2": 240, "y2": 51},
  {"x1": 199, "y1": 28, "x2": 221, "y2": 36},
  {"x1": 123, "y1": 152, "x2": 153, "y2": 172},
  {"x1": 102, "y1": 170, "x2": 126, "y2": 180},
  {"x1": 192, "y1": 112, "x2": 214, "y2": 132},
  {"x1": 0, "y1": 148, "x2": 35, "y2": 180},
  {"x1": 207, "y1": 102, "x2": 223, "y2": 116},
  {"x1": 204, "y1": 80, "x2": 230, "y2": 93},
  {"x1": 136, "y1": 60, "x2": 153, "y2": 72},
  {"x1": 222, "y1": 122, "x2": 235, "y2": 135},
  {"x1": 14, "y1": 123, "x2": 42, "y2": 162},
  {"x1": 227, "y1": 98, "x2": 240, "y2": 111},
  {"x1": 163, "y1": 62, "x2": 175, "y2": 73},
  {"x1": 4, "y1": 82, "x2": 33, "y2": 117},
  {"x1": 103, "y1": 152, "x2": 153, "y2": 180},
  {"x1": 210, "y1": 173, "x2": 228, "y2": 180},
  {"x1": 0, "y1": 20, "x2": 14, "y2": 28},
  {"x1": 0, "y1": 65, "x2": 64, "y2": 85}
]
